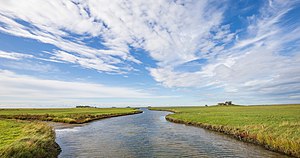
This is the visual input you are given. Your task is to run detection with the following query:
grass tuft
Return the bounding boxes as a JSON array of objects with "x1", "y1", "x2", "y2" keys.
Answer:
[{"x1": 0, "y1": 120, "x2": 60, "y2": 158}]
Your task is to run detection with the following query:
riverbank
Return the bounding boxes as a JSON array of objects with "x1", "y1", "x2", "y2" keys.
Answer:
[
  {"x1": 0, "y1": 108, "x2": 142, "y2": 124},
  {"x1": 0, "y1": 108, "x2": 142, "y2": 158},
  {"x1": 0, "y1": 119, "x2": 60, "y2": 158},
  {"x1": 149, "y1": 104, "x2": 300, "y2": 157}
]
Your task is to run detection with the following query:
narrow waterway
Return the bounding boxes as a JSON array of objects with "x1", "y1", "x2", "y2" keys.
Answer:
[{"x1": 55, "y1": 108, "x2": 287, "y2": 158}]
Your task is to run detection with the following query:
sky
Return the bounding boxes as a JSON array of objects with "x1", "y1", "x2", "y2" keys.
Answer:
[{"x1": 0, "y1": 0, "x2": 300, "y2": 107}]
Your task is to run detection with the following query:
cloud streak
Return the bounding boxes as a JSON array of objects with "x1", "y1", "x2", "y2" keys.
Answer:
[
  {"x1": 149, "y1": 0, "x2": 300, "y2": 102},
  {"x1": 0, "y1": 69, "x2": 175, "y2": 106},
  {"x1": 0, "y1": 0, "x2": 227, "y2": 72},
  {"x1": 0, "y1": 50, "x2": 33, "y2": 60},
  {"x1": 0, "y1": 0, "x2": 299, "y2": 104}
]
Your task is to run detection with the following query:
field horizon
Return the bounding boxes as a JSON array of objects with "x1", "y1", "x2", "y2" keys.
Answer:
[{"x1": 1, "y1": 0, "x2": 300, "y2": 157}]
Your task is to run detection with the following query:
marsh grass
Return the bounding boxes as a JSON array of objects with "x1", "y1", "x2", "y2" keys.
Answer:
[
  {"x1": 150, "y1": 104, "x2": 300, "y2": 157},
  {"x1": 0, "y1": 120, "x2": 60, "y2": 158},
  {"x1": 0, "y1": 108, "x2": 142, "y2": 124}
]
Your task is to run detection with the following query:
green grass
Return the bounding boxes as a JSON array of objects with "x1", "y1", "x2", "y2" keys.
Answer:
[
  {"x1": 0, "y1": 108, "x2": 142, "y2": 124},
  {"x1": 0, "y1": 107, "x2": 141, "y2": 157},
  {"x1": 149, "y1": 104, "x2": 300, "y2": 157},
  {"x1": 0, "y1": 120, "x2": 26, "y2": 148},
  {"x1": 0, "y1": 119, "x2": 60, "y2": 158}
]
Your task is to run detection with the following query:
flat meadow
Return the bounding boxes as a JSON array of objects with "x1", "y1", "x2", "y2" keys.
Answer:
[
  {"x1": 0, "y1": 107, "x2": 141, "y2": 158},
  {"x1": 0, "y1": 107, "x2": 141, "y2": 123},
  {"x1": 150, "y1": 104, "x2": 300, "y2": 157}
]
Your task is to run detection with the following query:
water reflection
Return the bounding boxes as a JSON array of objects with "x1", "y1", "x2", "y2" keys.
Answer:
[{"x1": 56, "y1": 108, "x2": 288, "y2": 158}]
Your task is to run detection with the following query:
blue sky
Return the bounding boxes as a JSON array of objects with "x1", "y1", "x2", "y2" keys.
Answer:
[{"x1": 0, "y1": 0, "x2": 299, "y2": 107}]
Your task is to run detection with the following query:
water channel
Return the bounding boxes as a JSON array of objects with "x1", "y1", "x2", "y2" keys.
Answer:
[{"x1": 55, "y1": 108, "x2": 287, "y2": 158}]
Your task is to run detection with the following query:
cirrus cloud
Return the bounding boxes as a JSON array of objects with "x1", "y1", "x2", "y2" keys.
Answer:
[{"x1": 0, "y1": 0, "x2": 299, "y2": 105}]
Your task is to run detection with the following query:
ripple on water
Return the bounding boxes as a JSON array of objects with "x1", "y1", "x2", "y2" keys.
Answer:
[
  {"x1": 55, "y1": 108, "x2": 289, "y2": 158},
  {"x1": 55, "y1": 128, "x2": 80, "y2": 132}
]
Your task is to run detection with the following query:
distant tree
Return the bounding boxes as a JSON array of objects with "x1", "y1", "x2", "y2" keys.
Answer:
[{"x1": 76, "y1": 105, "x2": 96, "y2": 108}]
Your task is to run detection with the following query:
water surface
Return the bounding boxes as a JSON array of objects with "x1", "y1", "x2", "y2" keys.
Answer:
[{"x1": 56, "y1": 108, "x2": 287, "y2": 158}]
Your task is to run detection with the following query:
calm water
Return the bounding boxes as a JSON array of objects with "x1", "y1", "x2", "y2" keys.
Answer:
[{"x1": 55, "y1": 108, "x2": 287, "y2": 158}]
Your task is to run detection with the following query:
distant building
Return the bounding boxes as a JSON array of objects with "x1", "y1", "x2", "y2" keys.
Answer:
[
  {"x1": 217, "y1": 101, "x2": 232, "y2": 106},
  {"x1": 225, "y1": 101, "x2": 232, "y2": 105}
]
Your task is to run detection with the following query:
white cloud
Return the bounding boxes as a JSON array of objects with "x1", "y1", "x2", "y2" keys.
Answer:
[
  {"x1": 0, "y1": 0, "x2": 138, "y2": 73},
  {"x1": 0, "y1": 50, "x2": 33, "y2": 60},
  {"x1": 0, "y1": 50, "x2": 60, "y2": 73},
  {"x1": 149, "y1": 0, "x2": 300, "y2": 102},
  {"x1": 0, "y1": 69, "x2": 173, "y2": 106},
  {"x1": 0, "y1": 0, "x2": 226, "y2": 72},
  {"x1": 0, "y1": 0, "x2": 299, "y2": 104}
]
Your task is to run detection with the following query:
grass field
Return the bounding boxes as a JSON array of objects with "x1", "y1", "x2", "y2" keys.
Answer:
[
  {"x1": 0, "y1": 119, "x2": 60, "y2": 158},
  {"x1": 0, "y1": 108, "x2": 142, "y2": 124},
  {"x1": 149, "y1": 104, "x2": 300, "y2": 157},
  {"x1": 0, "y1": 107, "x2": 141, "y2": 157}
]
